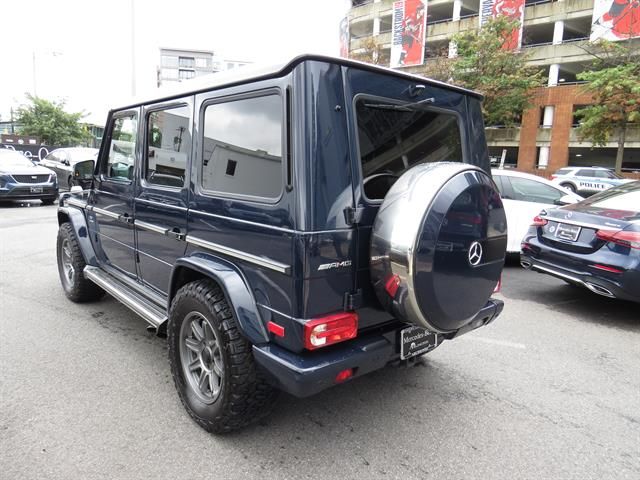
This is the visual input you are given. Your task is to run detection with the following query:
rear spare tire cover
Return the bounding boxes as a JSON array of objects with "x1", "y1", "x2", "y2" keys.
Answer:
[{"x1": 370, "y1": 162, "x2": 507, "y2": 333}]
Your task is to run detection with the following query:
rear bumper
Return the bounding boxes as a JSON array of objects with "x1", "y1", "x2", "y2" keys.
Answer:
[
  {"x1": 253, "y1": 299, "x2": 503, "y2": 397},
  {"x1": 520, "y1": 252, "x2": 640, "y2": 303}
]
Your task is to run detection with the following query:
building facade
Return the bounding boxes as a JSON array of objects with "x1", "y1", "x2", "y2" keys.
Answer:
[
  {"x1": 345, "y1": 0, "x2": 640, "y2": 173},
  {"x1": 158, "y1": 48, "x2": 250, "y2": 87}
]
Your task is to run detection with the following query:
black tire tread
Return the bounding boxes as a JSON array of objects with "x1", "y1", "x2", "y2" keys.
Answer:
[
  {"x1": 57, "y1": 223, "x2": 104, "y2": 302},
  {"x1": 168, "y1": 279, "x2": 277, "y2": 433}
]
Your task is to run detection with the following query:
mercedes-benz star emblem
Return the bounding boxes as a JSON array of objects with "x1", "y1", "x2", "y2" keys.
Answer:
[{"x1": 468, "y1": 241, "x2": 483, "y2": 266}]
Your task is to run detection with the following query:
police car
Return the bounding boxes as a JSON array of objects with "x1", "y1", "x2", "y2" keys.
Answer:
[{"x1": 550, "y1": 167, "x2": 634, "y2": 196}]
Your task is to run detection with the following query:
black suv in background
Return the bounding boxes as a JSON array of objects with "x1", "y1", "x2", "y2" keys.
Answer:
[{"x1": 56, "y1": 55, "x2": 507, "y2": 432}]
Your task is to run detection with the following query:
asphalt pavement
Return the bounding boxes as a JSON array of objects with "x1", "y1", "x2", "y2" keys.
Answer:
[{"x1": 1, "y1": 201, "x2": 638, "y2": 480}]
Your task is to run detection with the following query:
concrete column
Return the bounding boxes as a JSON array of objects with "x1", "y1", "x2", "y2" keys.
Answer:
[
  {"x1": 553, "y1": 20, "x2": 564, "y2": 45},
  {"x1": 373, "y1": 16, "x2": 381, "y2": 36},
  {"x1": 548, "y1": 64, "x2": 560, "y2": 86},
  {"x1": 453, "y1": 0, "x2": 462, "y2": 21},
  {"x1": 542, "y1": 106, "x2": 555, "y2": 127},
  {"x1": 538, "y1": 146, "x2": 550, "y2": 169}
]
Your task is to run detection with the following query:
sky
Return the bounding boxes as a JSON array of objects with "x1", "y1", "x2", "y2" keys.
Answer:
[{"x1": 1, "y1": 0, "x2": 350, "y2": 125}]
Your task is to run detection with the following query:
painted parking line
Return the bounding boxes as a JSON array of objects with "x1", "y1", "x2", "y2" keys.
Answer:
[{"x1": 460, "y1": 336, "x2": 527, "y2": 349}]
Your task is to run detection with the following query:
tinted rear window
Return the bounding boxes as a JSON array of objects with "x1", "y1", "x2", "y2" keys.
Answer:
[
  {"x1": 554, "y1": 168, "x2": 571, "y2": 176},
  {"x1": 356, "y1": 97, "x2": 463, "y2": 200}
]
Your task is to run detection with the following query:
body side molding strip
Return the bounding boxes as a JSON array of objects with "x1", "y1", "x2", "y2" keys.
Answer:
[{"x1": 186, "y1": 235, "x2": 291, "y2": 275}]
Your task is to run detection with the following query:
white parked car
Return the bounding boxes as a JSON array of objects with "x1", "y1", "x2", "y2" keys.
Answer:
[{"x1": 492, "y1": 169, "x2": 583, "y2": 253}]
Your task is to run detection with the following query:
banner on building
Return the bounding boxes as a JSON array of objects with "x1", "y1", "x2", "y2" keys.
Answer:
[
  {"x1": 339, "y1": 17, "x2": 350, "y2": 58},
  {"x1": 590, "y1": 0, "x2": 640, "y2": 41},
  {"x1": 390, "y1": 0, "x2": 427, "y2": 68},
  {"x1": 479, "y1": 0, "x2": 526, "y2": 50}
]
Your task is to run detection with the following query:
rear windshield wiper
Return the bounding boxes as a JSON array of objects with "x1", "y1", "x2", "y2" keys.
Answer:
[{"x1": 363, "y1": 97, "x2": 435, "y2": 111}]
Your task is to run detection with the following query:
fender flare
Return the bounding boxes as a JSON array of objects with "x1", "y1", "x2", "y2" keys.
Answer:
[
  {"x1": 57, "y1": 206, "x2": 98, "y2": 267},
  {"x1": 169, "y1": 254, "x2": 270, "y2": 345}
]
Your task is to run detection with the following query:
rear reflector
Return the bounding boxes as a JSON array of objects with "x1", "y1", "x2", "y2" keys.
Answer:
[
  {"x1": 591, "y1": 264, "x2": 624, "y2": 274},
  {"x1": 493, "y1": 276, "x2": 502, "y2": 293},
  {"x1": 596, "y1": 229, "x2": 640, "y2": 250},
  {"x1": 304, "y1": 312, "x2": 358, "y2": 350},
  {"x1": 384, "y1": 274, "x2": 400, "y2": 298},
  {"x1": 267, "y1": 321, "x2": 285, "y2": 337},
  {"x1": 335, "y1": 368, "x2": 354, "y2": 383},
  {"x1": 531, "y1": 215, "x2": 548, "y2": 227}
]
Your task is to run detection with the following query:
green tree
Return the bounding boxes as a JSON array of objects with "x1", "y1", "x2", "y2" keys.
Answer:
[
  {"x1": 451, "y1": 16, "x2": 543, "y2": 127},
  {"x1": 15, "y1": 95, "x2": 91, "y2": 146},
  {"x1": 575, "y1": 41, "x2": 640, "y2": 174}
]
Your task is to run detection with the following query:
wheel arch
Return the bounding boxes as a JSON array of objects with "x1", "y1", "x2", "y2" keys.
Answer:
[
  {"x1": 57, "y1": 206, "x2": 98, "y2": 266},
  {"x1": 169, "y1": 255, "x2": 270, "y2": 345}
]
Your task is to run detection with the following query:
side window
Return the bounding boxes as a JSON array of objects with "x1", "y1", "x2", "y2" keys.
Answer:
[
  {"x1": 201, "y1": 94, "x2": 283, "y2": 199},
  {"x1": 104, "y1": 114, "x2": 138, "y2": 181},
  {"x1": 595, "y1": 170, "x2": 614, "y2": 179},
  {"x1": 145, "y1": 105, "x2": 191, "y2": 188},
  {"x1": 509, "y1": 177, "x2": 563, "y2": 204},
  {"x1": 576, "y1": 169, "x2": 594, "y2": 177},
  {"x1": 493, "y1": 175, "x2": 506, "y2": 196},
  {"x1": 44, "y1": 152, "x2": 59, "y2": 163}
]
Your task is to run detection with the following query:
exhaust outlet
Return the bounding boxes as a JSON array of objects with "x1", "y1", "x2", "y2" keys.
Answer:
[
  {"x1": 520, "y1": 260, "x2": 532, "y2": 270},
  {"x1": 584, "y1": 282, "x2": 615, "y2": 298}
]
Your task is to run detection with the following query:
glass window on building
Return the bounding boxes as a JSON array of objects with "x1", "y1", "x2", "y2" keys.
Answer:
[
  {"x1": 179, "y1": 56, "x2": 195, "y2": 68},
  {"x1": 201, "y1": 94, "x2": 283, "y2": 199},
  {"x1": 179, "y1": 69, "x2": 196, "y2": 80},
  {"x1": 161, "y1": 55, "x2": 178, "y2": 68},
  {"x1": 195, "y1": 57, "x2": 208, "y2": 69}
]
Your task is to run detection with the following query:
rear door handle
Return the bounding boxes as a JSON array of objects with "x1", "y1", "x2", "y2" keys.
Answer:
[
  {"x1": 167, "y1": 227, "x2": 186, "y2": 241},
  {"x1": 118, "y1": 213, "x2": 134, "y2": 224}
]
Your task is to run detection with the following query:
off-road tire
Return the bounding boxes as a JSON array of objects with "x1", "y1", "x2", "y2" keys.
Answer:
[
  {"x1": 56, "y1": 223, "x2": 104, "y2": 302},
  {"x1": 561, "y1": 182, "x2": 576, "y2": 193},
  {"x1": 168, "y1": 280, "x2": 278, "y2": 433}
]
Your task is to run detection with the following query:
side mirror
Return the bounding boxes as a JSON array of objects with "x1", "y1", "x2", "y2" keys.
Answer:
[
  {"x1": 63, "y1": 159, "x2": 70, "y2": 166},
  {"x1": 73, "y1": 159, "x2": 95, "y2": 182},
  {"x1": 554, "y1": 194, "x2": 578, "y2": 206}
]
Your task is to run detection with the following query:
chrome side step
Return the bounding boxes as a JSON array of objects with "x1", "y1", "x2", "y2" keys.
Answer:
[{"x1": 84, "y1": 266, "x2": 168, "y2": 329}]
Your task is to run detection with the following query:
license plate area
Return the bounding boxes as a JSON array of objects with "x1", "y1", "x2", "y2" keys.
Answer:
[
  {"x1": 400, "y1": 326, "x2": 439, "y2": 360},
  {"x1": 555, "y1": 223, "x2": 581, "y2": 242},
  {"x1": 30, "y1": 186, "x2": 43, "y2": 193}
]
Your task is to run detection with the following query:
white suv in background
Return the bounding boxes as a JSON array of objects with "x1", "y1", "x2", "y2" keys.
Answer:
[{"x1": 550, "y1": 167, "x2": 633, "y2": 196}]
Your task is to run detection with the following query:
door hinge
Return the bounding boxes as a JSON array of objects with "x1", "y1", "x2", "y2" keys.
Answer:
[
  {"x1": 344, "y1": 206, "x2": 364, "y2": 225},
  {"x1": 344, "y1": 289, "x2": 363, "y2": 311}
]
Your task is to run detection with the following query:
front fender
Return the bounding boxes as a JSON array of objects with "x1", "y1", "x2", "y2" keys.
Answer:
[
  {"x1": 170, "y1": 254, "x2": 270, "y2": 345},
  {"x1": 57, "y1": 206, "x2": 98, "y2": 267}
]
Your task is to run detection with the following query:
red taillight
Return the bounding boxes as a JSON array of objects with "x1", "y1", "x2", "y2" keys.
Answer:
[
  {"x1": 591, "y1": 264, "x2": 624, "y2": 274},
  {"x1": 303, "y1": 312, "x2": 358, "y2": 350},
  {"x1": 531, "y1": 215, "x2": 548, "y2": 227},
  {"x1": 596, "y1": 229, "x2": 640, "y2": 250},
  {"x1": 335, "y1": 368, "x2": 354, "y2": 383},
  {"x1": 550, "y1": 175, "x2": 556, "y2": 180}
]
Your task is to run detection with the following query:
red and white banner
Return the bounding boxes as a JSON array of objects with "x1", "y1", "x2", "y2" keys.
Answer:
[
  {"x1": 390, "y1": 0, "x2": 427, "y2": 68},
  {"x1": 479, "y1": 0, "x2": 525, "y2": 50},
  {"x1": 590, "y1": 0, "x2": 640, "y2": 41},
  {"x1": 339, "y1": 17, "x2": 350, "y2": 57}
]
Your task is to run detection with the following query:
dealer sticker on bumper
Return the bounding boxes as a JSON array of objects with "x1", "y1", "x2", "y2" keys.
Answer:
[{"x1": 400, "y1": 326, "x2": 439, "y2": 360}]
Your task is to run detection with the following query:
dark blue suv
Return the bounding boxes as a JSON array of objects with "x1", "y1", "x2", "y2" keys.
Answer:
[{"x1": 56, "y1": 55, "x2": 507, "y2": 432}]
